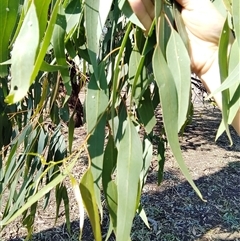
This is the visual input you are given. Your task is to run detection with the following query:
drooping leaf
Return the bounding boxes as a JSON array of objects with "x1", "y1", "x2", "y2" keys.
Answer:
[
  {"x1": 228, "y1": 40, "x2": 240, "y2": 124},
  {"x1": 34, "y1": 0, "x2": 52, "y2": 40},
  {"x1": 68, "y1": 113, "x2": 75, "y2": 154},
  {"x1": 86, "y1": 68, "x2": 108, "y2": 133},
  {"x1": 137, "y1": 204, "x2": 150, "y2": 229},
  {"x1": 52, "y1": 5, "x2": 69, "y2": 84},
  {"x1": 84, "y1": 0, "x2": 113, "y2": 76},
  {"x1": 62, "y1": 185, "x2": 71, "y2": 233},
  {"x1": 207, "y1": 63, "x2": 240, "y2": 98},
  {"x1": 173, "y1": 2, "x2": 189, "y2": 52},
  {"x1": 152, "y1": 18, "x2": 203, "y2": 201},
  {"x1": 116, "y1": 117, "x2": 143, "y2": 240},
  {"x1": 70, "y1": 175, "x2": 85, "y2": 239},
  {"x1": 140, "y1": 135, "x2": 152, "y2": 188},
  {"x1": 87, "y1": 114, "x2": 106, "y2": 219},
  {"x1": 166, "y1": 28, "x2": 191, "y2": 131},
  {"x1": 0, "y1": 0, "x2": 20, "y2": 77},
  {"x1": 232, "y1": 0, "x2": 240, "y2": 48},
  {"x1": 157, "y1": 141, "x2": 165, "y2": 185},
  {"x1": 216, "y1": 18, "x2": 232, "y2": 143},
  {"x1": 118, "y1": 0, "x2": 145, "y2": 30},
  {"x1": 102, "y1": 135, "x2": 118, "y2": 231},
  {"x1": 0, "y1": 164, "x2": 72, "y2": 226},
  {"x1": 5, "y1": 2, "x2": 39, "y2": 104},
  {"x1": 137, "y1": 89, "x2": 156, "y2": 134},
  {"x1": 80, "y1": 169, "x2": 102, "y2": 241},
  {"x1": 65, "y1": 0, "x2": 81, "y2": 34}
]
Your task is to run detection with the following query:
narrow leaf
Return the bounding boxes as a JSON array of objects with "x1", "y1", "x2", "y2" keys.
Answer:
[
  {"x1": 70, "y1": 175, "x2": 85, "y2": 238},
  {"x1": 232, "y1": 0, "x2": 240, "y2": 48},
  {"x1": 5, "y1": 2, "x2": 39, "y2": 103},
  {"x1": 116, "y1": 117, "x2": 143, "y2": 240},
  {"x1": 216, "y1": 18, "x2": 232, "y2": 143},
  {"x1": 166, "y1": 28, "x2": 191, "y2": 131},
  {"x1": 152, "y1": 19, "x2": 203, "y2": 200},
  {"x1": 0, "y1": 0, "x2": 20, "y2": 77},
  {"x1": 102, "y1": 135, "x2": 118, "y2": 230},
  {"x1": 52, "y1": 5, "x2": 69, "y2": 84},
  {"x1": 80, "y1": 169, "x2": 102, "y2": 241}
]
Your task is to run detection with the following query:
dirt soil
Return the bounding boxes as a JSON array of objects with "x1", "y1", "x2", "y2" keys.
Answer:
[{"x1": 1, "y1": 99, "x2": 240, "y2": 241}]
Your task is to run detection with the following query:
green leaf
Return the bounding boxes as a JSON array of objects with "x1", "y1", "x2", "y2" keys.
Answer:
[
  {"x1": 55, "y1": 184, "x2": 63, "y2": 225},
  {"x1": 216, "y1": 18, "x2": 232, "y2": 143},
  {"x1": 34, "y1": 0, "x2": 52, "y2": 40},
  {"x1": 84, "y1": 0, "x2": 113, "y2": 74},
  {"x1": 88, "y1": 114, "x2": 106, "y2": 219},
  {"x1": 207, "y1": 63, "x2": 240, "y2": 97},
  {"x1": 223, "y1": 0, "x2": 232, "y2": 14},
  {"x1": 155, "y1": 0, "x2": 162, "y2": 19},
  {"x1": 5, "y1": 2, "x2": 39, "y2": 104},
  {"x1": 116, "y1": 117, "x2": 143, "y2": 240},
  {"x1": 137, "y1": 90, "x2": 156, "y2": 134},
  {"x1": 52, "y1": 5, "x2": 69, "y2": 84},
  {"x1": 118, "y1": 0, "x2": 145, "y2": 30},
  {"x1": 102, "y1": 135, "x2": 118, "y2": 230},
  {"x1": 173, "y1": 2, "x2": 189, "y2": 52},
  {"x1": 166, "y1": 28, "x2": 191, "y2": 131},
  {"x1": 232, "y1": 0, "x2": 240, "y2": 48},
  {"x1": 110, "y1": 23, "x2": 132, "y2": 136},
  {"x1": 65, "y1": 0, "x2": 81, "y2": 34},
  {"x1": 137, "y1": 204, "x2": 150, "y2": 229},
  {"x1": 228, "y1": 40, "x2": 240, "y2": 123},
  {"x1": 86, "y1": 68, "x2": 108, "y2": 133},
  {"x1": 85, "y1": 0, "x2": 112, "y2": 54},
  {"x1": 229, "y1": 84, "x2": 240, "y2": 108},
  {"x1": 140, "y1": 135, "x2": 152, "y2": 188},
  {"x1": 68, "y1": 113, "x2": 75, "y2": 154},
  {"x1": 62, "y1": 185, "x2": 71, "y2": 233},
  {"x1": 157, "y1": 141, "x2": 165, "y2": 185},
  {"x1": 152, "y1": 20, "x2": 203, "y2": 200},
  {"x1": 0, "y1": 0, "x2": 20, "y2": 77},
  {"x1": 70, "y1": 175, "x2": 85, "y2": 239},
  {"x1": 86, "y1": 66, "x2": 108, "y2": 214},
  {"x1": 40, "y1": 61, "x2": 68, "y2": 72},
  {"x1": 80, "y1": 169, "x2": 102, "y2": 241},
  {"x1": 0, "y1": 163, "x2": 72, "y2": 225}
]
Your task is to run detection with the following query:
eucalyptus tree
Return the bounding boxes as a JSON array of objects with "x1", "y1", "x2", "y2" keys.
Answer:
[{"x1": 0, "y1": 0, "x2": 239, "y2": 240}]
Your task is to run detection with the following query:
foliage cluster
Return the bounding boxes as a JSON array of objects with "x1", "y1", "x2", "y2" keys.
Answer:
[{"x1": 0, "y1": 0, "x2": 239, "y2": 240}]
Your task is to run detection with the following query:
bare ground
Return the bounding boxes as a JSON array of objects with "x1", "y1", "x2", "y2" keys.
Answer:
[{"x1": 1, "y1": 101, "x2": 240, "y2": 241}]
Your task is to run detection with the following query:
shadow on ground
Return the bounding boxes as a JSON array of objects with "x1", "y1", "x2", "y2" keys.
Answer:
[
  {"x1": 179, "y1": 107, "x2": 240, "y2": 153},
  {"x1": 4, "y1": 160, "x2": 240, "y2": 241},
  {"x1": 3, "y1": 105, "x2": 240, "y2": 241},
  {"x1": 134, "y1": 161, "x2": 240, "y2": 241}
]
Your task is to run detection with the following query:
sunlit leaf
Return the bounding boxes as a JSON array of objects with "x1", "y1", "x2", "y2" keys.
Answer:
[
  {"x1": 70, "y1": 175, "x2": 84, "y2": 238},
  {"x1": 65, "y1": 0, "x2": 81, "y2": 33},
  {"x1": 228, "y1": 40, "x2": 240, "y2": 124},
  {"x1": 80, "y1": 169, "x2": 102, "y2": 241},
  {"x1": 5, "y1": 2, "x2": 39, "y2": 103},
  {"x1": 232, "y1": 0, "x2": 240, "y2": 48},
  {"x1": 34, "y1": 0, "x2": 52, "y2": 40},
  {"x1": 216, "y1": 19, "x2": 232, "y2": 143}
]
